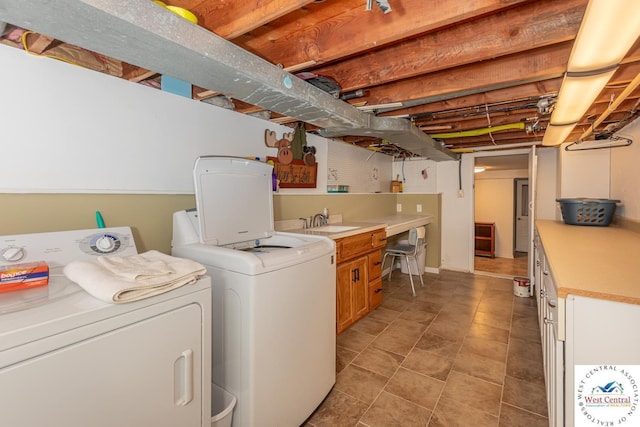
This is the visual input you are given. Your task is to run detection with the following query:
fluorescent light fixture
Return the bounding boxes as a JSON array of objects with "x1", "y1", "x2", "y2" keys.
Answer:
[
  {"x1": 551, "y1": 69, "x2": 617, "y2": 125},
  {"x1": 543, "y1": 124, "x2": 575, "y2": 146},
  {"x1": 474, "y1": 166, "x2": 486, "y2": 173},
  {"x1": 542, "y1": 0, "x2": 640, "y2": 146},
  {"x1": 568, "y1": 0, "x2": 640, "y2": 73}
]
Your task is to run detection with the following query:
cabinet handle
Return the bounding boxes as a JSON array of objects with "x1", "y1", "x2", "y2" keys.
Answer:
[
  {"x1": 536, "y1": 260, "x2": 540, "y2": 267},
  {"x1": 374, "y1": 288, "x2": 382, "y2": 294},
  {"x1": 374, "y1": 261, "x2": 382, "y2": 266},
  {"x1": 543, "y1": 317, "x2": 555, "y2": 325},
  {"x1": 547, "y1": 299, "x2": 557, "y2": 308},
  {"x1": 543, "y1": 270, "x2": 549, "y2": 276},
  {"x1": 540, "y1": 289, "x2": 547, "y2": 298}
]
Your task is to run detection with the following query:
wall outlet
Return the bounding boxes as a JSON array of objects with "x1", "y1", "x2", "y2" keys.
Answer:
[
  {"x1": 396, "y1": 203, "x2": 402, "y2": 212},
  {"x1": 416, "y1": 204, "x2": 422, "y2": 213},
  {"x1": 458, "y1": 189, "x2": 464, "y2": 198}
]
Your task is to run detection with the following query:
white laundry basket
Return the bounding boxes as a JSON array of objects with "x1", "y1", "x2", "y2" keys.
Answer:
[
  {"x1": 211, "y1": 383, "x2": 236, "y2": 427},
  {"x1": 398, "y1": 239, "x2": 426, "y2": 275}
]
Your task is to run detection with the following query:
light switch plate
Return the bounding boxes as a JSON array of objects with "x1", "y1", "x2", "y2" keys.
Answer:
[
  {"x1": 396, "y1": 203, "x2": 402, "y2": 212},
  {"x1": 458, "y1": 189, "x2": 464, "y2": 198},
  {"x1": 417, "y1": 204, "x2": 422, "y2": 212}
]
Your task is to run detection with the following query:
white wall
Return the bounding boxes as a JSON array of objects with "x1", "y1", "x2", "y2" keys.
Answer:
[
  {"x1": 391, "y1": 158, "x2": 438, "y2": 194},
  {"x1": 536, "y1": 147, "x2": 559, "y2": 220},
  {"x1": 611, "y1": 117, "x2": 640, "y2": 220},
  {"x1": 437, "y1": 156, "x2": 475, "y2": 272},
  {"x1": 0, "y1": 44, "x2": 387, "y2": 195},
  {"x1": 558, "y1": 140, "x2": 611, "y2": 199},
  {"x1": 327, "y1": 142, "x2": 392, "y2": 194}
]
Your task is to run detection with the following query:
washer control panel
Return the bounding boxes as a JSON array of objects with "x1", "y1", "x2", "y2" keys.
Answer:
[{"x1": 0, "y1": 227, "x2": 137, "y2": 268}]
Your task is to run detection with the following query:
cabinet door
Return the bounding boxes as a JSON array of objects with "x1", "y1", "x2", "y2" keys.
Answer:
[
  {"x1": 336, "y1": 257, "x2": 369, "y2": 334},
  {"x1": 352, "y1": 257, "x2": 369, "y2": 321},
  {"x1": 336, "y1": 262, "x2": 354, "y2": 334},
  {"x1": 0, "y1": 305, "x2": 203, "y2": 427}
]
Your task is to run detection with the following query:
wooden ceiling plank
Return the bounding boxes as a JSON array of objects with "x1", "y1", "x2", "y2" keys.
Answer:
[
  {"x1": 238, "y1": 0, "x2": 535, "y2": 68},
  {"x1": 191, "y1": 0, "x2": 316, "y2": 39},
  {"x1": 313, "y1": 0, "x2": 587, "y2": 92},
  {"x1": 358, "y1": 43, "x2": 572, "y2": 107}
]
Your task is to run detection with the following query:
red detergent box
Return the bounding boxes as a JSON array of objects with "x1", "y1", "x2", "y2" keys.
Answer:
[{"x1": 0, "y1": 261, "x2": 49, "y2": 293}]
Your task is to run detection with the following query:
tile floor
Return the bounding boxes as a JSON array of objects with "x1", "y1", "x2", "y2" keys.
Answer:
[
  {"x1": 305, "y1": 269, "x2": 548, "y2": 426},
  {"x1": 474, "y1": 253, "x2": 528, "y2": 278}
]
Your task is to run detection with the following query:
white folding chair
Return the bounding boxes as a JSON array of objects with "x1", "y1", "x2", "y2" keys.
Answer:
[{"x1": 381, "y1": 226, "x2": 427, "y2": 296}]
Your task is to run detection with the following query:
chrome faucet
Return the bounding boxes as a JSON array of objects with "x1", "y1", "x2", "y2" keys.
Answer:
[{"x1": 312, "y1": 213, "x2": 328, "y2": 227}]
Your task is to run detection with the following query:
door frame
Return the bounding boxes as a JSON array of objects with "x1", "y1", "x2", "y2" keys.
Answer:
[{"x1": 471, "y1": 147, "x2": 535, "y2": 275}]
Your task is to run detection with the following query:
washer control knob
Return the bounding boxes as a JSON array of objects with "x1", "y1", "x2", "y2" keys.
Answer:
[
  {"x1": 95, "y1": 236, "x2": 116, "y2": 252},
  {"x1": 2, "y1": 246, "x2": 25, "y2": 262}
]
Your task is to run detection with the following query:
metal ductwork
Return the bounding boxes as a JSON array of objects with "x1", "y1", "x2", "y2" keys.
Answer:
[{"x1": 0, "y1": 0, "x2": 455, "y2": 161}]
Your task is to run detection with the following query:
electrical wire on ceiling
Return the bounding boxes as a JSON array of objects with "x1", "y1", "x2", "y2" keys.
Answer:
[{"x1": 406, "y1": 94, "x2": 557, "y2": 123}]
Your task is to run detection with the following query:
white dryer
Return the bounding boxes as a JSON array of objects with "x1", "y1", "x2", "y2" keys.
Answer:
[
  {"x1": 172, "y1": 156, "x2": 336, "y2": 427},
  {"x1": 0, "y1": 227, "x2": 211, "y2": 427}
]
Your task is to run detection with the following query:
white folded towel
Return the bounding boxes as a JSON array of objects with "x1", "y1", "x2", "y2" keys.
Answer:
[{"x1": 64, "y1": 250, "x2": 206, "y2": 303}]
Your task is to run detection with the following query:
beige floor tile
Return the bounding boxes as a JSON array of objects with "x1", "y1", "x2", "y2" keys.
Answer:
[
  {"x1": 451, "y1": 351, "x2": 505, "y2": 385},
  {"x1": 398, "y1": 307, "x2": 437, "y2": 325},
  {"x1": 336, "y1": 328, "x2": 376, "y2": 352},
  {"x1": 426, "y1": 316, "x2": 471, "y2": 339},
  {"x1": 506, "y1": 338, "x2": 545, "y2": 386},
  {"x1": 366, "y1": 306, "x2": 402, "y2": 323},
  {"x1": 384, "y1": 367, "x2": 445, "y2": 410},
  {"x1": 371, "y1": 328, "x2": 421, "y2": 356},
  {"x1": 402, "y1": 347, "x2": 453, "y2": 381},
  {"x1": 460, "y1": 336, "x2": 508, "y2": 362},
  {"x1": 429, "y1": 396, "x2": 498, "y2": 427},
  {"x1": 498, "y1": 403, "x2": 548, "y2": 427},
  {"x1": 305, "y1": 389, "x2": 369, "y2": 427},
  {"x1": 441, "y1": 371, "x2": 502, "y2": 416},
  {"x1": 352, "y1": 347, "x2": 405, "y2": 378},
  {"x1": 467, "y1": 321, "x2": 510, "y2": 344},
  {"x1": 473, "y1": 309, "x2": 512, "y2": 331},
  {"x1": 503, "y1": 375, "x2": 548, "y2": 417},
  {"x1": 336, "y1": 345, "x2": 359, "y2": 374},
  {"x1": 414, "y1": 332, "x2": 462, "y2": 358},
  {"x1": 360, "y1": 391, "x2": 431, "y2": 427},
  {"x1": 334, "y1": 364, "x2": 389, "y2": 404},
  {"x1": 351, "y1": 316, "x2": 391, "y2": 336}
]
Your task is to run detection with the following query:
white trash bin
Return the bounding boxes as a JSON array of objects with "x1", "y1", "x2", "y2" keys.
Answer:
[
  {"x1": 211, "y1": 383, "x2": 236, "y2": 427},
  {"x1": 398, "y1": 239, "x2": 426, "y2": 275}
]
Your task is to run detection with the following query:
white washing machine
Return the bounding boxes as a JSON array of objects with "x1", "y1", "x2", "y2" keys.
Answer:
[
  {"x1": 172, "y1": 156, "x2": 336, "y2": 427},
  {"x1": 0, "y1": 227, "x2": 211, "y2": 427}
]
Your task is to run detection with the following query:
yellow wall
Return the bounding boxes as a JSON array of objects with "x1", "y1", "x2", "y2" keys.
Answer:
[{"x1": 1, "y1": 192, "x2": 441, "y2": 268}]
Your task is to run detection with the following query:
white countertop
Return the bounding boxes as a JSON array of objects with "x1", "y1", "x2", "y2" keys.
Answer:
[
  {"x1": 536, "y1": 220, "x2": 640, "y2": 305},
  {"x1": 278, "y1": 214, "x2": 433, "y2": 240}
]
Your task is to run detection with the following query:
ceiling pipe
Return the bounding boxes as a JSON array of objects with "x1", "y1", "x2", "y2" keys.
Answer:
[{"x1": 0, "y1": 0, "x2": 455, "y2": 161}]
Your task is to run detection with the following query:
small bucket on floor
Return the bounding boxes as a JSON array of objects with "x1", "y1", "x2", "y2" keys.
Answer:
[{"x1": 513, "y1": 277, "x2": 531, "y2": 297}]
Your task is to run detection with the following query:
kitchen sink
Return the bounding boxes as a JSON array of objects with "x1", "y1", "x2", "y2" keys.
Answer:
[{"x1": 311, "y1": 225, "x2": 360, "y2": 233}]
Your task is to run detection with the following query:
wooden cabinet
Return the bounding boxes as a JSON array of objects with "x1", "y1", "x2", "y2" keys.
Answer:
[
  {"x1": 336, "y1": 257, "x2": 369, "y2": 333},
  {"x1": 474, "y1": 222, "x2": 495, "y2": 258},
  {"x1": 335, "y1": 227, "x2": 386, "y2": 334}
]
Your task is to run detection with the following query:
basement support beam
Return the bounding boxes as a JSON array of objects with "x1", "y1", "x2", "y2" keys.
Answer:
[{"x1": 0, "y1": 0, "x2": 456, "y2": 161}]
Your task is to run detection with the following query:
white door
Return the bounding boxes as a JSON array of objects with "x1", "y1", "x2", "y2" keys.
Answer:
[{"x1": 515, "y1": 178, "x2": 530, "y2": 252}]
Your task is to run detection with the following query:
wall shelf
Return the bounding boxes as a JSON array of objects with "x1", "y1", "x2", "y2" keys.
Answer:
[{"x1": 474, "y1": 222, "x2": 495, "y2": 258}]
